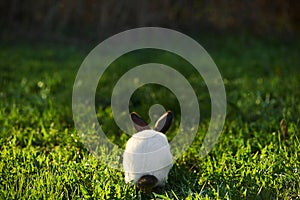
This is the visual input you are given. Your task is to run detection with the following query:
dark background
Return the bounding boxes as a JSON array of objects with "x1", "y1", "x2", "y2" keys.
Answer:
[{"x1": 1, "y1": 0, "x2": 299, "y2": 43}]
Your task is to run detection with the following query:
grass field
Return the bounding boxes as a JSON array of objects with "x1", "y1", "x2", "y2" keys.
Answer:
[{"x1": 0, "y1": 34, "x2": 299, "y2": 199}]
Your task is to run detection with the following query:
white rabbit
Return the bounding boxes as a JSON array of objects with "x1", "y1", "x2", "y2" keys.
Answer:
[{"x1": 123, "y1": 111, "x2": 173, "y2": 193}]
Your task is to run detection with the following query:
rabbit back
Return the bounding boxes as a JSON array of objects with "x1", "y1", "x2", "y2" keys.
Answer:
[{"x1": 123, "y1": 129, "x2": 173, "y2": 185}]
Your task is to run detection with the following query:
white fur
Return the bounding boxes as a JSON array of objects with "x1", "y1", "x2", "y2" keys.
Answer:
[{"x1": 123, "y1": 129, "x2": 173, "y2": 186}]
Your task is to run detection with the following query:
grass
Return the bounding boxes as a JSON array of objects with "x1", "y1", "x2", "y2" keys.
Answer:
[{"x1": 0, "y1": 34, "x2": 299, "y2": 199}]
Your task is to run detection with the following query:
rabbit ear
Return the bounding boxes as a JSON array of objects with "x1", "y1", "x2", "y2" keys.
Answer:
[
  {"x1": 154, "y1": 111, "x2": 173, "y2": 133},
  {"x1": 130, "y1": 112, "x2": 150, "y2": 132}
]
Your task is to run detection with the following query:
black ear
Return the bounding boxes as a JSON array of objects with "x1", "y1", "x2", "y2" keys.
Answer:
[
  {"x1": 154, "y1": 111, "x2": 173, "y2": 133},
  {"x1": 130, "y1": 112, "x2": 150, "y2": 132}
]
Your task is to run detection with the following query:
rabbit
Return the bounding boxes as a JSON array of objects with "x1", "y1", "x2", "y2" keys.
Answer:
[{"x1": 123, "y1": 111, "x2": 173, "y2": 193}]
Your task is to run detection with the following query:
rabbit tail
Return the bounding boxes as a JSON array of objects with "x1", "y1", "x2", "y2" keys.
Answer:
[{"x1": 137, "y1": 175, "x2": 158, "y2": 193}]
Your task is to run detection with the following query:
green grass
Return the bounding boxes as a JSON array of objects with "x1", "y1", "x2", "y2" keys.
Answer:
[{"x1": 0, "y1": 34, "x2": 299, "y2": 199}]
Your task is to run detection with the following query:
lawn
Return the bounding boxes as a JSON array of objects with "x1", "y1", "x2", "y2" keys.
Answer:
[{"x1": 0, "y1": 34, "x2": 299, "y2": 199}]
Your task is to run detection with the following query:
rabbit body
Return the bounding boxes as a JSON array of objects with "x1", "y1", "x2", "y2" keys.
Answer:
[
  {"x1": 123, "y1": 111, "x2": 174, "y2": 192},
  {"x1": 123, "y1": 129, "x2": 173, "y2": 186}
]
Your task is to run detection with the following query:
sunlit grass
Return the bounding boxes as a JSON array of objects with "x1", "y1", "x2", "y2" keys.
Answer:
[{"x1": 0, "y1": 35, "x2": 299, "y2": 199}]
